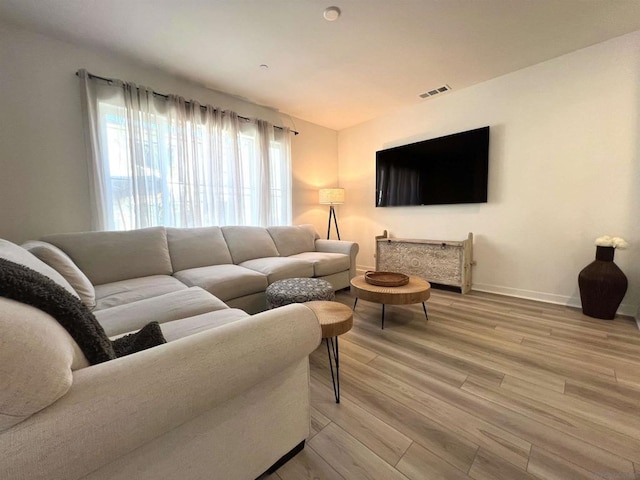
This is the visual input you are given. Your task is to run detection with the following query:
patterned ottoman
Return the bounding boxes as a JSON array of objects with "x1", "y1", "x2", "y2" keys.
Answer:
[{"x1": 266, "y1": 278, "x2": 335, "y2": 309}]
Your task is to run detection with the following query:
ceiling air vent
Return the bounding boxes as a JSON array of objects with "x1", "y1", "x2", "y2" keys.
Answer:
[{"x1": 419, "y1": 84, "x2": 451, "y2": 99}]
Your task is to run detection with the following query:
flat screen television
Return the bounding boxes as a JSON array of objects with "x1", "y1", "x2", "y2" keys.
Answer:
[{"x1": 376, "y1": 126, "x2": 489, "y2": 207}]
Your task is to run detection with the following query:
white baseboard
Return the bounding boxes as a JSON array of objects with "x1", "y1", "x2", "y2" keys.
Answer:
[
  {"x1": 471, "y1": 283, "x2": 637, "y2": 318},
  {"x1": 473, "y1": 283, "x2": 575, "y2": 307}
]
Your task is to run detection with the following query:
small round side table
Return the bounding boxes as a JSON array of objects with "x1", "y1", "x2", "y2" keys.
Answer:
[{"x1": 305, "y1": 301, "x2": 353, "y2": 403}]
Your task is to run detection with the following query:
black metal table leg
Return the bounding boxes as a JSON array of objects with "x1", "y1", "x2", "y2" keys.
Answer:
[
  {"x1": 326, "y1": 337, "x2": 341, "y2": 403},
  {"x1": 381, "y1": 304, "x2": 385, "y2": 329},
  {"x1": 353, "y1": 297, "x2": 358, "y2": 310},
  {"x1": 422, "y1": 302, "x2": 429, "y2": 320}
]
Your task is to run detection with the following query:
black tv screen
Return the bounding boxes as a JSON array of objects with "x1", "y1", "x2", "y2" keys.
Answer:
[{"x1": 376, "y1": 126, "x2": 489, "y2": 207}]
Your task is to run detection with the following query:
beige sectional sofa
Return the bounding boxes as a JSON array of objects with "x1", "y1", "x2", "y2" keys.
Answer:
[{"x1": 0, "y1": 224, "x2": 359, "y2": 480}]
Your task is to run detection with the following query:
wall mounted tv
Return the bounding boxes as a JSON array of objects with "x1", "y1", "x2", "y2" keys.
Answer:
[{"x1": 376, "y1": 126, "x2": 489, "y2": 207}]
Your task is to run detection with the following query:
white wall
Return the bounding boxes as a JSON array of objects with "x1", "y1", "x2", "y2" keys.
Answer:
[
  {"x1": 338, "y1": 31, "x2": 640, "y2": 314},
  {"x1": 290, "y1": 117, "x2": 339, "y2": 231},
  {"x1": 0, "y1": 21, "x2": 338, "y2": 243}
]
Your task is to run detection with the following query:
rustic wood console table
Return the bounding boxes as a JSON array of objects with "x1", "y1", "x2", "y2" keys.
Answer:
[{"x1": 375, "y1": 231, "x2": 474, "y2": 293}]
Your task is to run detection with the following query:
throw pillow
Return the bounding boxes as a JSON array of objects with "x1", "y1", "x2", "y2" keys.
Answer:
[
  {"x1": 0, "y1": 239, "x2": 79, "y2": 299},
  {"x1": 22, "y1": 240, "x2": 97, "y2": 308},
  {"x1": 112, "y1": 321, "x2": 166, "y2": 357}
]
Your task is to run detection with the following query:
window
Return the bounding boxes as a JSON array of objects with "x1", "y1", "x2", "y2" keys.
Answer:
[{"x1": 80, "y1": 71, "x2": 292, "y2": 231}]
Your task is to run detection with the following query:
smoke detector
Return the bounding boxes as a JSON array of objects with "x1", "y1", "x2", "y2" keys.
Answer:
[
  {"x1": 419, "y1": 85, "x2": 451, "y2": 98},
  {"x1": 323, "y1": 6, "x2": 341, "y2": 21}
]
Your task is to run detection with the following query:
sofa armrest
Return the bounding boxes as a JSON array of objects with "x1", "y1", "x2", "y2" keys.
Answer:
[
  {"x1": 0, "y1": 304, "x2": 321, "y2": 480},
  {"x1": 315, "y1": 239, "x2": 359, "y2": 279}
]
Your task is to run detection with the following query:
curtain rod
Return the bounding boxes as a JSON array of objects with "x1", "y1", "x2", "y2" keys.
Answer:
[{"x1": 75, "y1": 70, "x2": 299, "y2": 135}]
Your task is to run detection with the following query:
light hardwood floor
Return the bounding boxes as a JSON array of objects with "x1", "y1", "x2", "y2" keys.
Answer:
[{"x1": 268, "y1": 289, "x2": 640, "y2": 480}]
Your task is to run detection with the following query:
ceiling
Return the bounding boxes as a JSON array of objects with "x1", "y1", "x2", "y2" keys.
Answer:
[{"x1": 1, "y1": 1, "x2": 640, "y2": 131}]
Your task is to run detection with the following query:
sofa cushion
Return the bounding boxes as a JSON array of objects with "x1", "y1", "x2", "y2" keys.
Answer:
[
  {"x1": 94, "y1": 275, "x2": 188, "y2": 310},
  {"x1": 221, "y1": 226, "x2": 280, "y2": 264},
  {"x1": 267, "y1": 225, "x2": 318, "y2": 257},
  {"x1": 43, "y1": 227, "x2": 172, "y2": 285},
  {"x1": 166, "y1": 227, "x2": 233, "y2": 271},
  {"x1": 240, "y1": 257, "x2": 314, "y2": 284},
  {"x1": 22, "y1": 240, "x2": 96, "y2": 308},
  {"x1": 0, "y1": 297, "x2": 86, "y2": 432},
  {"x1": 0, "y1": 239, "x2": 79, "y2": 299},
  {"x1": 173, "y1": 264, "x2": 268, "y2": 302},
  {"x1": 95, "y1": 287, "x2": 229, "y2": 337},
  {"x1": 289, "y1": 251, "x2": 351, "y2": 277},
  {"x1": 159, "y1": 308, "x2": 250, "y2": 342}
]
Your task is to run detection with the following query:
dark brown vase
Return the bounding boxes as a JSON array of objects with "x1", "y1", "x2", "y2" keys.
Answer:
[{"x1": 578, "y1": 246, "x2": 628, "y2": 320}]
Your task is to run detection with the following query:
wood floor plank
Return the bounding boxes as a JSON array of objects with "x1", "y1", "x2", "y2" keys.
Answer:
[
  {"x1": 615, "y1": 367, "x2": 640, "y2": 390},
  {"x1": 308, "y1": 423, "x2": 410, "y2": 480},
  {"x1": 433, "y1": 316, "x2": 525, "y2": 344},
  {"x1": 522, "y1": 333, "x2": 640, "y2": 368},
  {"x1": 426, "y1": 308, "x2": 525, "y2": 344},
  {"x1": 527, "y1": 446, "x2": 608, "y2": 480},
  {"x1": 606, "y1": 331, "x2": 640, "y2": 346},
  {"x1": 506, "y1": 310, "x2": 612, "y2": 339},
  {"x1": 310, "y1": 379, "x2": 413, "y2": 466},
  {"x1": 519, "y1": 336, "x2": 640, "y2": 373},
  {"x1": 334, "y1": 337, "x2": 379, "y2": 364},
  {"x1": 276, "y1": 445, "x2": 345, "y2": 480},
  {"x1": 564, "y1": 378, "x2": 640, "y2": 416},
  {"x1": 396, "y1": 441, "x2": 473, "y2": 480},
  {"x1": 310, "y1": 406, "x2": 331, "y2": 438},
  {"x1": 551, "y1": 329, "x2": 640, "y2": 358},
  {"x1": 468, "y1": 448, "x2": 538, "y2": 480}
]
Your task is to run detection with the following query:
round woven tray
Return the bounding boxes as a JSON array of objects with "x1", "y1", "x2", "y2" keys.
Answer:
[{"x1": 364, "y1": 271, "x2": 409, "y2": 287}]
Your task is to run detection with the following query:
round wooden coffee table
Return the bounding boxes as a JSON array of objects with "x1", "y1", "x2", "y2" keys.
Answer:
[
  {"x1": 350, "y1": 275, "x2": 431, "y2": 329},
  {"x1": 305, "y1": 301, "x2": 353, "y2": 403}
]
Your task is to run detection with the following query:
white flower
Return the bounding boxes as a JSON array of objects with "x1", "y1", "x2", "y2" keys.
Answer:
[
  {"x1": 595, "y1": 235, "x2": 629, "y2": 249},
  {"x1": 612, "y1": 237, "x2": 629, "y2": 249}
]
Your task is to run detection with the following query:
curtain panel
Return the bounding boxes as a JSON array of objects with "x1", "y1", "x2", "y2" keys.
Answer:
[{"x1": 78, "y1": 70, "x2": 292, "y2": 231}]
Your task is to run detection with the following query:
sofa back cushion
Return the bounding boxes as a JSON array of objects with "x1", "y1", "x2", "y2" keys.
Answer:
[
  {"x1": 22, "y1": 240, "x2": 96, "y2": 308},
  {"x1": 268, "y1": 225, "x2": 318, "y2": 257},
  {"x1": 166, "y1": 227, "x2": 233, "y2": 271},
  {"x1": 0, "y1": 297, "x2": 88, "y2": 432},
  {"x1": 0, "y1": 239, "x2": 79, "y2": 299},
  {"x1": 43, "y1": 227, "x2": 172, "y2": 285},
  {"x1": 221, "y1": 226, "x2": 280, "y2": 264}
]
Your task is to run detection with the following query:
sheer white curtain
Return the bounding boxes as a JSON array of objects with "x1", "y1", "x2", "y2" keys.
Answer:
[{"x1": 78, "y1": 69, "x2": 292, "y2": 231}]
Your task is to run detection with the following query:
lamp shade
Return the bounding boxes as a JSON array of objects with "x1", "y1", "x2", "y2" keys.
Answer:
[{"x1": 319, "y1": 188, "x2": 345, "y2": 205}]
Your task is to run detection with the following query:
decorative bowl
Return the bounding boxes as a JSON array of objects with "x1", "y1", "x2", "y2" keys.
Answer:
[{"x1": 364, "y1": 271, "x2": 409, "y2": 287}]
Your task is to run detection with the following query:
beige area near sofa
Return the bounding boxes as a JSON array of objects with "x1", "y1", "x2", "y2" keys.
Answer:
[{"x1": 0, "y1": 224, "x2": 359, "y2": 480}]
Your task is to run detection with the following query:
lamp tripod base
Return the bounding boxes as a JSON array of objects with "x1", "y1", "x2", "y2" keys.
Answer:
[{"x1": 326, "y1": 205, "x2": 341, "y2": 240}]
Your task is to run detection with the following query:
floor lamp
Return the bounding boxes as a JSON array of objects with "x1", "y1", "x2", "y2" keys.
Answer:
[{"x1": 319, "y1": 188, "x2": 345, "y2": 240}]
